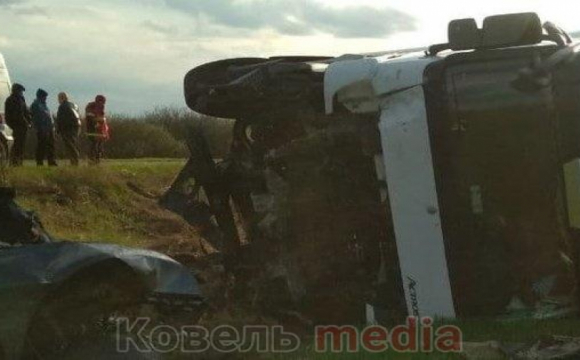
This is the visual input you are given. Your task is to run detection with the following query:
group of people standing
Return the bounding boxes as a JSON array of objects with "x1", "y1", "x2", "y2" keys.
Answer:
[{"x1": 4, "y1": 84, "x2": 110, "y2": 166}]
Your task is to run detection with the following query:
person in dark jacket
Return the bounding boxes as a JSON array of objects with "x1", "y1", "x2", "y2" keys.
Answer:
[
  {"x1": 56, "y1": 92, "x2": 80, "y2": 166},
  {"x1": 85, "y1": 95, "x2": 108, "y2": 164},
  {"x1": 4, "y1": 83, "x2": 31, "y2": 166},
  {"x1": 30, "y1": 89, "x2": 57, "y2": 166}
]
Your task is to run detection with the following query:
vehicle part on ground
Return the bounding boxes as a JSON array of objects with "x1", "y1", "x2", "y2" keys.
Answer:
[
  {"x1": 0, "y1": 187, "x2": 50, "y2": 245},
  {"x1": 0, "y1": 188, "x2": 205, "y2": 359},
  {"x1": 167, "y1": 12, "x2": 580, "y2": 324},
  {"x1": 463, "y1": 336, "x2": 580, "y2": 360}
]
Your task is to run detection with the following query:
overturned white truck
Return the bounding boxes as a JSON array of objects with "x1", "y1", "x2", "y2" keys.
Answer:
[
  {"x1": 166, "y1": 12, "x2": 580, "y2": 323},
  {"x1": 0, "y1": 53, "x2": 13, "y2": 161}
]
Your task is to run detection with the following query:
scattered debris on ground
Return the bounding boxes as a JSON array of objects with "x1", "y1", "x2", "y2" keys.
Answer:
[{"x1": 464, "y1": 336, "x2": 580, "y2": 360}]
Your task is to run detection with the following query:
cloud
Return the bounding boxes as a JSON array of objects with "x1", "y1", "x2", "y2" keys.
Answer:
[
  {"x1": 142, "y1": 20, "x2": 178, "y2": 36},
  {"x1": 164, "y1": 0, "x2": 416, "y2": 38},
  {"x1": 0, "y1": 0, "x2": 50, "y2": 18},
  {"x1": 0, "y1": 0, "x2": 24, "y2": 6},
  {"x1": 0, "y1": 4, "x2": 186, "y2": 114},
  {"x1": 7, "y1": 55, "x2": 185, "y2": 115},
  {"x1": 12, "y1": 5, "x2": 50, "y2": 17},
  {"x1": 0, "y1": 0, "x2": 416, "y2": 114}
]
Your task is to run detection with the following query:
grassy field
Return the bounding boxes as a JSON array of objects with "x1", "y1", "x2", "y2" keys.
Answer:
[{"x1": 4, "y1": 159, "x2": 204, "y2": 255}]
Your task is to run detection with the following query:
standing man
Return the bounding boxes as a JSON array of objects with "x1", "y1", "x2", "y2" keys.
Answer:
[
  {"x1": 30, "y1": 89, "x2": 57, "y2": 166},
  {"x1": 56, "y1": 92, "x2": 81, "y2": 166},
  {"x1": 4, "y1": 83, "x2": 31, "y2": 166},
  {"x1": 85, "y1": 95, "x2": 108, "y2": 164}
]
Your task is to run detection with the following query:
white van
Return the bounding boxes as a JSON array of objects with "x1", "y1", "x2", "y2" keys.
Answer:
[{"x1": 0, "y1": 53, "x2": 13, "y2": 159}]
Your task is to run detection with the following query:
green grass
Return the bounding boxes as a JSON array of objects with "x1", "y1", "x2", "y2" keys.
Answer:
[
  {"x1": 256, "y1": 318, "x2": 580, "y2": 359},
  {"x1": 3, "y1": 159, "x2": 199, "y2": 249},
  {"x1": 447, "y1": 318, "x2": 580, "y2": 342},
  {"x1": 263, "y1": 348, "x2": 463, "y2": 360}
]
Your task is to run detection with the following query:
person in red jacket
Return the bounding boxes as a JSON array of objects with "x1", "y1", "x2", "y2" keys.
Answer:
[{"x1": 85, "y1": 95, "x2": 109, "y2": 164}]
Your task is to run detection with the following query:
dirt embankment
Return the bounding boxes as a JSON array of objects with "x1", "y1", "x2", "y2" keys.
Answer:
[
  {"x1": 5, "y1": 160, "x2": 205, "y2": 256},
  {"x1": 3, "y1": 160, "x2": 337, "y2": 339}
]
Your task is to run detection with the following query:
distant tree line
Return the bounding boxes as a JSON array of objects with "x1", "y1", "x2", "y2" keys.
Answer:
[{"x1": 21, "y1": 107, "x2": 235, "y2": 160}]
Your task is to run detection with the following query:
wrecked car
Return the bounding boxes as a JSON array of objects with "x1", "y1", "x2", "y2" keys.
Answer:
[
  {"x1": 0, "y1": 187, "x2": 204, "y2": 359},
  {"x1": 165, "y1": 12, "x2": 580, "y2": 324}
]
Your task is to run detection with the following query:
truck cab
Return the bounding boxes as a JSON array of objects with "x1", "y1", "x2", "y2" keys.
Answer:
[{"x1": 326, "y1": 13, "x2": 580, "y2": 318}]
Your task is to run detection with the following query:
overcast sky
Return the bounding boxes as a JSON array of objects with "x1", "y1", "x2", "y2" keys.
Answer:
[{"x1": 0, "y1": 0, "x2": 578, "y2": 114}]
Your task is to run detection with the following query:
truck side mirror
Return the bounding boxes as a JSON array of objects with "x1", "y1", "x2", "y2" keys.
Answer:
[{"x1": 512, "y1": 43, "x2": 580, "y2": 92}]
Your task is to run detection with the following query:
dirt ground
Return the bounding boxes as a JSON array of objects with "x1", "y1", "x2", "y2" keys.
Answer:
[{"x1": 4, "y1": 160, "x2": 283, "y2": 331}]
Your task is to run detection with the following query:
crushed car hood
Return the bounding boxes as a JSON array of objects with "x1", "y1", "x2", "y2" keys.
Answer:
[{"x1": 0, "y1": 241, "x2": 201, "y2": 296}]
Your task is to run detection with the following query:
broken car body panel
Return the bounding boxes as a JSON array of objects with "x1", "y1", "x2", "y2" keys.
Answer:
[
  {"x1": 0, "y1": 242, "x2": 201, "y2": 295},
  {"x1": 0, "y1": 190, "x2": 203, "y2": 359}
]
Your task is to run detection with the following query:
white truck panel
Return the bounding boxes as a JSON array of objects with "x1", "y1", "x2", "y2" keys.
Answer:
[
  {"x1": 378, "y1": 86, "x2": 456, "y2": 318},
  {"x1": 324, "y1": 52, "x2": 438, "y2": 114},
  {"x1": 325, "y1": 51, "x2": 455, "y2": 319},
  {"x1": 0, "y1": 53, "x2": 12, "y2": 112}
]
